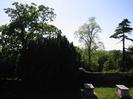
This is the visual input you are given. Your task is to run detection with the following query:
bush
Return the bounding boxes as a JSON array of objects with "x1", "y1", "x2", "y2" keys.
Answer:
[
  {"x1": 79, "y1": 71, "x2": 133, "y2": 87},
  {"x1": 17, "y1": 35, "x2": 81, "y2": 91}
]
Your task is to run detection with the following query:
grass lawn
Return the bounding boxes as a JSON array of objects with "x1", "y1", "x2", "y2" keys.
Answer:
[
  {"x1": 95, "y1": 87, "x2": 133, "y2": 99},
  {"x1": 130, "y1": 88, "x2": 133, "y2": 98}
]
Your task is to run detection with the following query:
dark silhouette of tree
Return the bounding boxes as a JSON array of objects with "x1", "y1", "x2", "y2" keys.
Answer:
[
  {"x1": 0, "y1": 2, "x2": 81, "y2": 94},
  {"x1": 16, "y1": 34, "x2": 81, "y2": 91},
  {"x1": 110, "y1": 19, "x2": 133, "y2": 71}
]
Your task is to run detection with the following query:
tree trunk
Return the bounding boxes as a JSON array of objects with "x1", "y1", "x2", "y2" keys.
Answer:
[
  {"x1": 122, "y1": 32, "x2": 126, "y2": 71},
  {"x1": 88, "y1": 46, "x2": 91, "y2": 71}
]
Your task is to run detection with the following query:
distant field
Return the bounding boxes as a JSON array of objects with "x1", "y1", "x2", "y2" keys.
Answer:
[{"x1": 95, "y1": 87, "x2": 133, "y2": 99}]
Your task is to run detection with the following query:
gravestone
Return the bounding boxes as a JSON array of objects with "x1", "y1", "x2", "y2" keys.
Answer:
[
  {"x1": 84, "y1": 83, "x2": 95, "y2": 96},
  {"x1": 116, "y1": 85, "x2": 132, "y2": 99},
  {"x1": 80, "y1": 83, "x2": 98, "y2": 99}
]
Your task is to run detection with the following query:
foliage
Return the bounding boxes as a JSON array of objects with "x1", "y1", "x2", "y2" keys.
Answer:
[
  {"x1": 76, "y1": 47, "x2": 108, "y2": 72},
  {"x1": 104, "y1": 50, "x2": 122, "y2": 71},
  {"x1": 92, "y1": 50, "x2": 108, "y2": 72},
  {"x1": 0, "y1": 2, "x2": 81, "y2": 91},
  {"x1": 17, "y1": 34, "x2": 81, "y2": 90},
  {"x1": 76, "y1": 45, "x2": 133, "y2": 72},
  {"x1": 126, "y1": 46, "x2": 133, "y2": 70},
  {"x1": 80, "y1": 72, "x2": 133, "y2": 87},
  {"x1": 0, "y1": 2, "x2": 60, "y2": 57},
  {"x1": 110, "y1": 19, "x2": 132, "y2": 39},
  {"x1": 110, "y1": 19, "x2": 133, "y2": 71},
  {"x1": 75, "y1": 47, "x2": 90, "y2": 70},
  {"x1": 75, "y1": 17, "x2": 102, "y2": 70},
  {"x1": 0, "y1": 2, "x2": 61, "y2": 76},
  {"x1": 76, "y1": 18, "x2": 133, "y2": 72}
]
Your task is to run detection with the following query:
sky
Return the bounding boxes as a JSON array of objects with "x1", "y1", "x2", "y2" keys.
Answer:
[{"x1": 0, "y1": 0, "x2": 133, "y2": 50}]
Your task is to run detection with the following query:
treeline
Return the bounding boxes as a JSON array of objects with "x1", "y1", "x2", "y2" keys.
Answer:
[
  {"x1": 1, "y1": 2, "x2": 133, "y2": 99},
  {"x1": 0, "y1": 2, "x2": 133, "y2": 92},
  {"x1": 75, "y1": 17, "x2": 133, "y2": 72},
  {"x1": 77, "y1": 47, "x2": 133, "y2": 72}
]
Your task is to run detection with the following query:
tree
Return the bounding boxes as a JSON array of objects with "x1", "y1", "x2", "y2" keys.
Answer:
[
  {"x1": 16, "y1": 33, "x2": 81, "y2": 91},
  {"x1": 75, "y1": 17, "x2": 102, "y2": 70},
  {"x1": 0, "y1": 2, "x2": 60, "y2": 56},
  {"x1": 126, "y1": 46, "x2": 133, "y2": 71},
  {"x1": 92, "y1": 50, "x2": 108, "y2": 72},
  {"x1": 0, "y1": 2, "x2": 62, "y2": 80},
  {"x1": 104, "y1": 50, "x2": 122, "y2": 71},
  {"x1": 0, "y1": 2, "x2": 82, "y2": 91},
  {"x1": 110, "y1": 19, "x2": 133, "y2": 71}
]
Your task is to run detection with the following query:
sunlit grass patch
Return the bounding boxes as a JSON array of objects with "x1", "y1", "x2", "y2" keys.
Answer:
[
  {"x1": 95, "y1": 87, "x2": 133, "y2": 99},
  {"x1": 95, "y1": 87, "x2": 115, "y2": 99},
  {"x1": 130, "y1": 88, "x2": 133, "y2": 98}
]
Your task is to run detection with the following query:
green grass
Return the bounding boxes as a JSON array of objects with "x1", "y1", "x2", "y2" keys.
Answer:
[
  {"x1": 130, "y1": 88, "x2": 133, "y2": 98},
  {"x1": 95, "y1": 87, "x2": 115, "y2": 99},
  {"x1": 95, "y1": 87, "x2": 133, "y2": 99}
]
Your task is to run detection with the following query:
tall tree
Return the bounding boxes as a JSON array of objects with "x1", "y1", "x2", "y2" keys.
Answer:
[
  {"x1": 75, "y1": 17, "x2": 102, "y2": 70},
  {"x1": 0, "y1": 2, "x2": 60, "y2": 56},
  {"x1": 0, "y1": 2, "x2": 61, "y2": 78},
  {"x1": 110, "y1": 19, "x2": 133, "y2": 71}
]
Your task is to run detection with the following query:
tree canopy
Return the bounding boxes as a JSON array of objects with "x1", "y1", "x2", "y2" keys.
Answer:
[
  {"x1": 0, "y1": 2, "x2": 82, "y2": 91},
  {"x1": 110, "y1": 19, "x2": 133, "y2": 71},
  {"x1": 75, "y1": 17, "x2": 103, "y2": 70},
  {"x1": 0, "y1": 2, "x2": 61, "y2": 56}
]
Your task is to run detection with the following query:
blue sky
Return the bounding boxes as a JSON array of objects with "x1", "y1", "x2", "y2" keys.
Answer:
[{"x1": 0, "y1": 0, "x2": 133, "y2": 50}]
